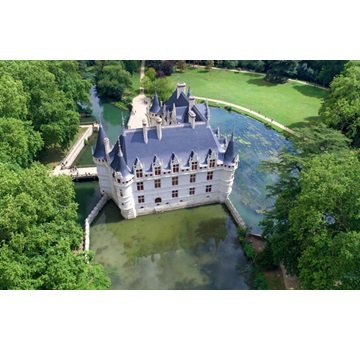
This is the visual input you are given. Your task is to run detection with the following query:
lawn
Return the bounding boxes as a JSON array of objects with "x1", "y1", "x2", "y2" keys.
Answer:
[{"x1": 169, "y1": 68, "x2": 328, "y2": 129}]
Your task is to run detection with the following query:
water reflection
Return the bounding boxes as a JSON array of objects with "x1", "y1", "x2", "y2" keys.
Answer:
[{"x1": 90, "y1": 201, "x2": 252, "y2": 290}]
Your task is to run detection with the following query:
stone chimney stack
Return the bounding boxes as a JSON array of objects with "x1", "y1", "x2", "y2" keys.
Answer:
[
  {"x1": 189, "y1": 110, "x2": 196, "y2": 129},
  {"x1": 189, "y1": 95, "x2": 195, "y2": 110},
  {"x1": 142, "y1": 119, "x2": 148, "y2": 144},
  {"x1": 155, "y1": 116, "x2": 162, "y2": 140},
  {"x1": 177, "y1": 82, "x2": 186, "y2": 99}
]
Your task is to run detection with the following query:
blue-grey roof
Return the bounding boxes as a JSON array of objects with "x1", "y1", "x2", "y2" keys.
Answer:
[
  {"x1": 93, "y1": 125, "x2": 108, "y2": 159},
  {"x1": 223, "y1": 132, "x2": 235, "y2": 165},
  {"x1": 110, "y1": 146, "x2": 133, "y2": 181},
  {"x1": 122, "y1": 123, "x2": 226, "y2": 171},
  {"x1": 149, "y1": 90, "x2": 160, "y2": 113},
  {"x1": 165, "y1": 90, "x2": 189, "y2": 109}
]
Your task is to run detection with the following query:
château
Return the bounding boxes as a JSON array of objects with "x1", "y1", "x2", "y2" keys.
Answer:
[{"x1": 92, "y1": 82, "x2": 238, "y2": 219}]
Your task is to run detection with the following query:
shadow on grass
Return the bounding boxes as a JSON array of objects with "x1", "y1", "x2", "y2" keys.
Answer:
[
  {"x1": 292, "y1": 84, "x2": 329, "y2": 98},
  {"x1": 288, "y1": 115, "x2": 322, "y2": 130},
  {"x1": 246, "y1": 77, "x2": 278, "y2": 88}
]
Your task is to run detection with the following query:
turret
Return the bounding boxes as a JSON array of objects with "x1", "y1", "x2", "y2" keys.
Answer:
[
  {"x1": 223, "y1": 130, "x2": 235, "y2": 165},
  {"x1": 93, "y1": 124, "x2": 110, "y2": 160},
  {"x1": 150, "y1": 89, "x2": 160, "y2": 114}
]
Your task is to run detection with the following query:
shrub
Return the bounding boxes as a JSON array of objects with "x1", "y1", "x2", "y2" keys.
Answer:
[
  {"x1": 243, "y1": 241, "x2": 255, "y2": 259},
  {"x1": 253, "y1": 268, "x2": 268, "y2": 290},
  {"x1": 255, "y1": 242, "x2": 278, "y2": 271}
]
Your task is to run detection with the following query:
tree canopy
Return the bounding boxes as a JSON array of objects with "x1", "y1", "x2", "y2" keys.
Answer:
[
  {"x1": 0, "y1": 162, "x2": 110, "y2": 289},
  {"x1": 260, "y1": 123, "x2": 360, "y2": 289},
  {"x1": 319, "y1": 61, "x2": 360, "y2": 145},
  {"x1": 0, "y1": 60, "x2": 91, "y2": 150}
]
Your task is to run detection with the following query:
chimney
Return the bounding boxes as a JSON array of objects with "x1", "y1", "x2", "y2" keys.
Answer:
[
  {"x1": 189, "y1": 95, "x2": 195, "y2": 110},
  {"x1": 142, "y1": 119, "x2": 148, "y2": 144},
  {"x1": 155, "y1": 116, "x2": 162, "y2": 140},
  {"x1": 177, "y1": 82, "x2": 186, "y2": 99},
  {"x1": 189, "y1": 110, "x2": 196, "y2": 129}
]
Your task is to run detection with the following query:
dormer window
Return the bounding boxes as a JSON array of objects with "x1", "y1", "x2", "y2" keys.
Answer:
[
  {"x1": 172, "y1": 164, "x2": 179, "y2": 173},
  {"x1": 191, "y1": 162, "x2": 198, "y2": 171},
  {"x1": 209, "y1": 159, "x2": 215, "y2": 168},
  {"x1": 154, "y1": 166, "x2": 161, "y2": 176},
  {"x1": 136, "y1": 169, "x2": 143, "y2": 178}
]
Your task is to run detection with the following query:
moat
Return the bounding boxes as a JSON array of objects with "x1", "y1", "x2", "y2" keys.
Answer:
[{"x1": 74, "y1": 89, "x2": 289, "y2": 289}]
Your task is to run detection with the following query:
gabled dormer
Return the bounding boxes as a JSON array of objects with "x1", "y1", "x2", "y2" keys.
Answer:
[
  {"x1": 169, "y1": 152, "x2": 181, "y2": 173},
  {"x1": 188, "y1": 150, "x2": 200, "y2": 171},
  {"x1": 133, "y1": 157, "x2": 144, "y2": 178},
  {"x1": 206, "y1": 148, "x2": 217, "y2": 168},
  {"x1": 152, "y1": 155, "x2": 163, "y2": 176}
]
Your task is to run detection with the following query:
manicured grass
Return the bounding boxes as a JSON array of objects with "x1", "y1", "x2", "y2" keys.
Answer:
[
  {"x1": 170, "y1": 68, "x2": 328, "y2": 128},
  {"x1": 131, "y1": 72, "x2": 140, "y2": 95}
]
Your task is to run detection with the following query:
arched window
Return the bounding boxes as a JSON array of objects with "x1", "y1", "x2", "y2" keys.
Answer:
[{"x1": 155, "y1": 197, "x2": 162, "y2": 203}]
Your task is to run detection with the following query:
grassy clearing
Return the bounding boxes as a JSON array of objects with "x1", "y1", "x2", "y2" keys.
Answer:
[{"x1": 170, "y1": 68, "x2": 328, "y2": 129}]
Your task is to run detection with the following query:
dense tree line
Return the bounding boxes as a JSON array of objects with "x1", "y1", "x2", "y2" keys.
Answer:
[
  {"x1": 78, "y1": 60, "x2": 140, "y2": 103},
  {"x1": 183, "y1": 60, "x2": 347, "y2": 87},
  {"x1": 0, "y1": 60, "x2": 110, "y2": 289},
  {"x1": 259, "y1": 60, "x2": 360, "y2": 289}
]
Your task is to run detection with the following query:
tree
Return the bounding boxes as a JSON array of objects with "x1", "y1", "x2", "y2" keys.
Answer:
[
  {"x1": 142, "y1": 76, "x2": 175, "y2": 102},
  {"x1": 0, "y1": 162, "x2": 110, "y2": 289},
  {"x1": 260, "y1": 124, "x2": 352, "y2": 278},
  {"x1": 0, "y1": 118, "x2": 43, "y2": 167},
  {"x1": 222, "y1": 60, "x2": 238, "y2": 69},
  {"x1": 0, "y1": 74, "x2": 28, "y2": 120},
  {"x1": 176, "y1": 60, "x2": 187, "y2": 72},
  {"x1": 121, "y1": 60, "x2": 141, "y2": 75},
  {"x1": 0, "y1": 60, "x2": 91, "y2": 150},
  {"x1": 205, "y1": 60, "x2": 214, "y2": 71},
  {"x1": 289, "y1": 152, "x2": 360, "y2": 289},
  {"x1": 162, "y1": 61, "x2": 175, "y2": 76},
  {"x1": 319, "y1": 61, "x2": 360, "y2": 145},
  {"x1": 145, "y1": 67, "x2": 156, "y2": 81},
  {"x1": 265, "y1": 60, "x2": 299, "y2": 83},
  {"x1": 96, "y1": 61, "x2": 133, "y2": 101}
]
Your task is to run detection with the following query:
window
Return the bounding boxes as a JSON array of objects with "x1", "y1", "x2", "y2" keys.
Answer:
[
  {"x1": 136, "y1": 169, "x2": 143, "y2": 178},
  {"x1": 172, "y1": 190, "x2": 178, "y2": 198},
  {"x1": 206, "y1": 185, "x2": 212, "y2": 193},
  {"x1": 154, "y1": 166, "x2": 161, "y2": 176},
  {"x1": 209, "y1": 159, "x2": 215, "y2": 168},
  {"x1": 138, "y1": 195, "x2": 145, "y2": 203},
  {"x1": 189, "y1": 187, "x2": 195, "y2": 195},
  {"x1": 207, "y1": 171, "x2": 213, "y2": 181},
  {"x1": 172, "y1": 176, "x2": 179, "y2": 186},
  {"x1": 191, "y1": 162, "x2": 198, "y2": 170},
  {"x1": 119, "y1": 189, "x2": 123, "y2": 197},
  {"x1": 173, "y1": 164, "x2": 179, "y2": 173},
  {"x1": 190, "y1": 174, "x2": 196, "y2": 183},
  {"x1": 154, "y1": 179, "x2": 161, "y2": 188},
  {"x1": 137, "y1": 182, "x2": 144, "y2": 191}
]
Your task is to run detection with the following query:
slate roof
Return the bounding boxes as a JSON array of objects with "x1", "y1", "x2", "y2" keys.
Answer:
[
  {"x1": 149, "y1": 90, "x2": 160, "y2": 113},
  {"x1": 110, "y1": 145, "x2": 133, "y2": 181},
  {"x1": 223, "y1": 131, "x2": 235, "y2": 165},
  {"x1": 121, "y1": 123, "x2": 226, "y2": 171},
  {"x1": 93, "y1": 124, "x2": 109, "y2": 159}
]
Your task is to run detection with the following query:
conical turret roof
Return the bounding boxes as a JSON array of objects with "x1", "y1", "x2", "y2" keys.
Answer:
[
  {"x1": 149, "y1": 89, "x2": 160, "y2": 113},
  {"x1": 223, "y1": 130, "x2": 235, "y2": 165},
  {"x1": 93, "y1": 124, "x2": 108, "y2": 158},
  {"x1": 110, "y1": 142, "x2": 133, "y2": 181}
]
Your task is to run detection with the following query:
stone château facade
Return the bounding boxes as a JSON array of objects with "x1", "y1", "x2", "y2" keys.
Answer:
[{"x1": 92, "y1": 82, "x2": 238, "y2": 219}]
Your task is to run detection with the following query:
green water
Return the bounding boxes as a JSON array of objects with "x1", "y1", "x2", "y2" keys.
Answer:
[
  {"x1": 90, "y1": 199, "x2": 252, "y2": 290},
  {"x1": 74, "y1": 86, "x2": 129, "y2": 166},
  {"x1": 73, "y1": 91, "x2": 290, "y2": 290}
]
